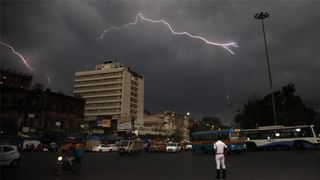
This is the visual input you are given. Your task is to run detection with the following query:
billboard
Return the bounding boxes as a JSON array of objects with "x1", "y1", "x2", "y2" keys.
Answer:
[
  {"x1": 97, "y1": 118, "x2": 112, "y2": 127},
  {"x1": 117, "y1": 122, "x2": 132, "y2": 131},
  {"x1": 118, "y1": 116, "x2": 131, "y2": 123},
  {"x1": 92, "y1": 129, "x2": 104, "y2": 134}
]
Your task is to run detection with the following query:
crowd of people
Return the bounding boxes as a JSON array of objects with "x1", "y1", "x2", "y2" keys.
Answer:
[{"x1": 22, "y1": 141, "x2": 58, "y2": 152}]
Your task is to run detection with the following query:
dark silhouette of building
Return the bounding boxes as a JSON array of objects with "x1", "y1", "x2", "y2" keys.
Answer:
[
  {"x1": 0, "y1": 69, "x2": 32, "y2": 89},
  {"x1": 0, "y1": 71, "x2": 85, "y2": 135}
]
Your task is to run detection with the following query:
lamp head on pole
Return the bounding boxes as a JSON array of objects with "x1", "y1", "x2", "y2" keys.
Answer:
[{"x1": 254, "y1": 12, "x2": 269, "y2": 20}]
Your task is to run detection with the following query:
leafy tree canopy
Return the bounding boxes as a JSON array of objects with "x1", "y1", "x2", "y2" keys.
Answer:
[
  {"x1": 189, "y1": 116, "x2": 230, "y2": 134},
  {"x1": 235, "y1": 83, "x2": 318, "y2": 129}
]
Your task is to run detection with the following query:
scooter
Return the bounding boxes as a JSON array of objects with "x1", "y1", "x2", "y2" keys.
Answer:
[{"x1": 52, "y1": 155, "x2": 81, "y2": 176}]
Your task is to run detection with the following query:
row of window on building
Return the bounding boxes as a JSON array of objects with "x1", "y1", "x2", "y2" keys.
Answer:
[
  {"x1": 75, "y1": 71, "x2": 123, "y2": 80},
  {"x1": 74, "y1": 83, "x2": 122, "y2": 91},
  {"x1": 86, "y1": 101, "x2": 122, "y2": 108},
  {"x1": 85, "y1": 108, "x2": 122, "y2": 114},
  {"x1": 74, "y1": 77, "x2": 123, "y2": 85},
  {"x1": 76, "y1": 89, "x2": 122, "y2": 97},
  {"x1": 85, "y1": 95, "x2": 122, "y2": 102}
]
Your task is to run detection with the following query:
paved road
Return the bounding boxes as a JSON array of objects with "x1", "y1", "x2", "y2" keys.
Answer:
[{"x1": 1, "y1": 150, "x2": 319, "y2": 180}]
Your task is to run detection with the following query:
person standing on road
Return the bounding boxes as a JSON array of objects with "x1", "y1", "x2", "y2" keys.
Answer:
[{"x1": 214, "y1": 136, "x2": 228, "y2": 179}]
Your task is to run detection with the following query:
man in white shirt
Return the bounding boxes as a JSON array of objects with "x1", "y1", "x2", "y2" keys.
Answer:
[{"x1": 213, "y1": 136, "x2": 228, "y2": 179}]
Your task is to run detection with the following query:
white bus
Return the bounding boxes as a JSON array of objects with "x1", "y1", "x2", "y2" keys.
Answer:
[{"x1": 244, "y1": 125, "x2": 320, "y2": 150}]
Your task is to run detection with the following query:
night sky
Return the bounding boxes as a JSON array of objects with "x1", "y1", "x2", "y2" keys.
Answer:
[{"x1": 1, "y1": 0, "x2": 320, "y2": 120}]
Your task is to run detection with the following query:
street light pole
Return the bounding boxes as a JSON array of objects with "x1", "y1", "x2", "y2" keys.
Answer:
[{"x1": 254, "y1": 12, "x2": 277, "y2": 125}]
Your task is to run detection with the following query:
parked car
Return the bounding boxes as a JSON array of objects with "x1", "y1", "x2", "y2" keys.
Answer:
[
  {"x1": 105, "y1": 144, "x2": 118, "y2": 152},
  {"x1": 181, "y1": 141, "x2": 192, "y2": 151},
  {"x1": 185, "y1": 143, "x2": 192, "y2": 151},
  {"x1": 0, "y1": 145, "x2": 21, "y2": 167},
  {"x1": 85, "y1": 139, "x2": 101, "y2": 151},
  {"x1": 166, "y1": 143, "x2": 181, "y2": 153},
  {"x1": 92, "y1": 144, "x2": 118, "y2": 152},
  {"x1": 148, "y1": 141, "x2": 167, "y2": 152},
  {"x1": 118, "y1": 139, "x2": 144, "y2": 156}
]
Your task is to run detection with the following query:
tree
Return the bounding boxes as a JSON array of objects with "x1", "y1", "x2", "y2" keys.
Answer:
[
  {"x1": 189, "y1": 116, "x2": 228, "y2": 135},
  {"x1": 235, "y1": 83, "x2": 318, "y2": 129}
]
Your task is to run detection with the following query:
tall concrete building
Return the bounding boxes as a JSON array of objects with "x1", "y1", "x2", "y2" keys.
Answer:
[{"x1": 73, "y1": 62, "x2": 144, "y2": 132}]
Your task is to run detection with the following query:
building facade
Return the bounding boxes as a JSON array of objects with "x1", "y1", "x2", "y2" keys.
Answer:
[
  {"x1": 73, "y1": 62, "x2": 144, "y2": 132},
  {"x1": 142, "y1": 111, "x2": 190, "y2": 141},
  {"x1": 0, "y1": 69, "x2": 32, "y2": 89},
  {"x1": 0, "y1": 86, "x2": 85, "y2": 135}
]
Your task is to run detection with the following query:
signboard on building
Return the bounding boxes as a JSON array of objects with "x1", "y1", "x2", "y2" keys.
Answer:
[
  {"x1": 92, "y1": 128, "x2": 104, "y2": 134},
  {"x1": 118, "y1": 116, "x2": 131, "y2": 123},
  {"x1": 22, "y1": 127, "x2": 29, "y2": 133},
  {"x1": 97, "y1": 119, "x2": 112, "y2": 127},
  {"x1": 117, "y1": 122, "x2": 132, "y2": 131}
]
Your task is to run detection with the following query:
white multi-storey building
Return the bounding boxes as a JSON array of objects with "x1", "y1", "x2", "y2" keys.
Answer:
[{"x1": 73, "y1": 62, "x2": 144, "y2": 132}]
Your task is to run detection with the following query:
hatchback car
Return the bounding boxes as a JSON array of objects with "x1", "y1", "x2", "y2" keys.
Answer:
[
  {"x1": 92, "y1": 144, "x2": 118, "y2": 152},
  {"x1": 166, "y1": 143, "x2": 181, "y2": 153},
  {"x1": 148, "y1": 142, "x2": 167, "y2": 152},
  {"x1": 0, "y1": 145, "x2": 21, "y2": 167},
  {"x1": 185, "y1": 143, "x2": 192, "y2": 151}
]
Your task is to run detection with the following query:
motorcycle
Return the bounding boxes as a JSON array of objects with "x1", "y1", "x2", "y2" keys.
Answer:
[{"x1": 52, "y1": 155, "x2": 81, "y2": 176}]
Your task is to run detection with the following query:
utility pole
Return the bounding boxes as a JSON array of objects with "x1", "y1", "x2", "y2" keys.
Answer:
[{"x1": 254, "y1": 12, "x2": 277, "y2": 125}]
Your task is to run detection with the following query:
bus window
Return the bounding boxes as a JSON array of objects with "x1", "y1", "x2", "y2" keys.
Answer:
[
  {"x1": 230, "y1": 132, "x2": 239, "y2": 138},
  {"x1": 205, "y1": 134, "x2": 210, "y2": 140},
  {"x1": 278, "y1": 129, "x2": 294, "y2": 138},
  {"x1": 209, "y1": 134, "x2": 215, "y2": 140},
  {"x1": 300, "y1": 127, "x2": 313, "y2": 137},
  {"x1": 261, "y1": 130, "x2": 272, "y2": 139},
  {"x1": 248, "y1": 130, "x2": 272, "y2": 139},
  {"x1": 222, "y1": 134, "x2": 228, "y2": 140},
  {"x1": 273, "y1": 131, "x2": 281, "y2": 138}
]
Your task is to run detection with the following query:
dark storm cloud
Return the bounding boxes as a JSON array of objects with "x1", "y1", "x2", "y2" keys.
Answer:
[{"x1": 1, "y1": 0, "x2": 320, "y2": 120}]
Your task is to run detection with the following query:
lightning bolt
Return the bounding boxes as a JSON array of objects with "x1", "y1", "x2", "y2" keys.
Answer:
[
  {"x1": 1, "y1": 42, "x2": 34, "y2": 70},
  {"x1": 100, "y1": 13, "x2": 238, "y2": 54}
]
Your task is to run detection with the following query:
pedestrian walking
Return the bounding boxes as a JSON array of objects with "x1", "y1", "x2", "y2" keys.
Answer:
[{"x1": 214, "y1": 136, "x2": 228, "y2": 179}]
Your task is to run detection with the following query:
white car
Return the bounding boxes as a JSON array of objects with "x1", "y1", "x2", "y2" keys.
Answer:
[
  {"x1": 0, "y1": 145, "x2": 21, "y2": 167},
  {"x1": 185, "y1": 143, "x2": 192, "y2": 151},
  {"x1": 166, "y1": 143, "x2": 181, "y2": 153},
  {"x1": 92, "y1": 144, "x2": 118, "y2": 152}
]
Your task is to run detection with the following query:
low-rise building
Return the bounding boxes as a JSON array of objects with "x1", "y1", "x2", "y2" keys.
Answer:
[
  {"x1": 0, "y1": 86, "x2": 85, "y2": 135},
  {"x1": 142, "y1": 111, "x2": 190, "y2": 141},
  {"x1": 0, "y1": 69, "x2": 32, "y2": 89}
]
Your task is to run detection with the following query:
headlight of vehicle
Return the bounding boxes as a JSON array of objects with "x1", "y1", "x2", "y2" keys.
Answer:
[{"x1": 58, "y1": 156, "x2": 63, "y2": 161}]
